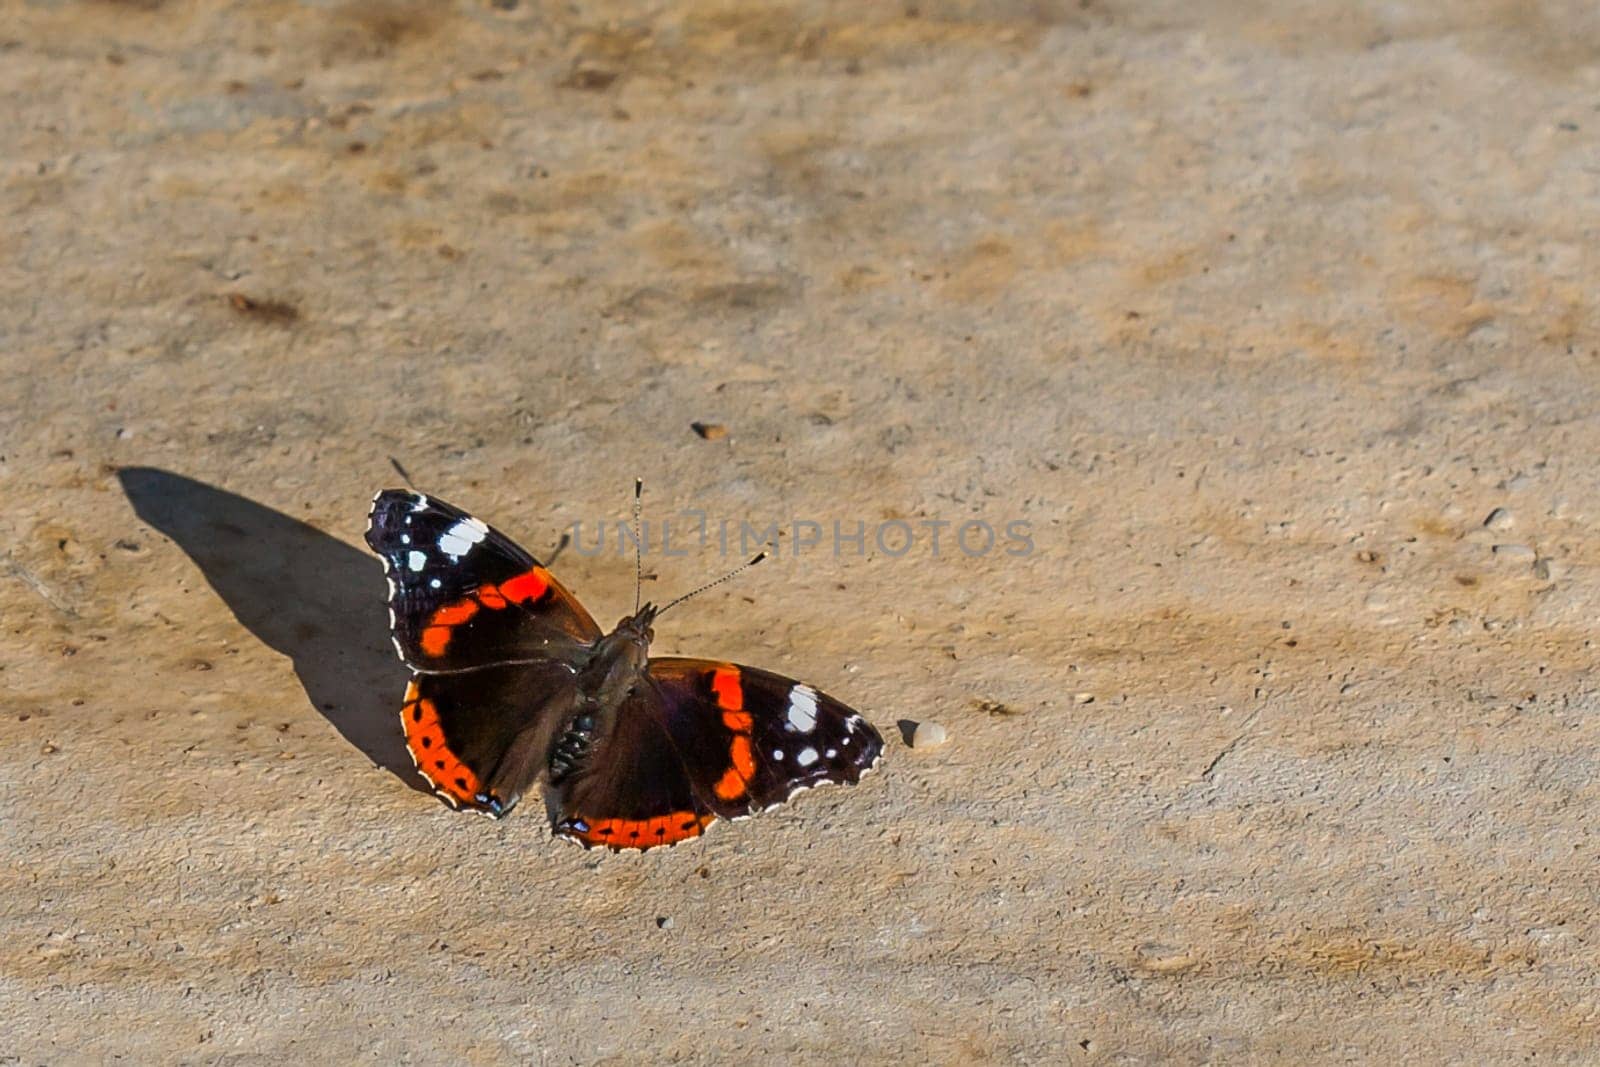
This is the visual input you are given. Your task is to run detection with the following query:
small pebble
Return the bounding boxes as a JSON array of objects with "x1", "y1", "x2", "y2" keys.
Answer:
[
  {"x1": 1073, "y1": 692, "x2": 1095, "y2": 705},
  {"x1": 1533, "y1": 558, "x2": 1561, "y2": 581},
  {"x1": 1483, "y1": 507, "x2": 1514, "y2": 530},
  {"x1": 655, "y1": 916, "x2": 673, "y2": 930},
  {"x1": 1492, "y1": 543, "x2": 1536, "y2": 563},
  {"x1": 691, "y1": 421, "x2": 727, "y2": 440},
  {"x1": 910, "y1": 721, "x2": 948, "y2": 749},
  {"x1": 1134, "y1": 943, "x2": 1197, "y2": 973}
]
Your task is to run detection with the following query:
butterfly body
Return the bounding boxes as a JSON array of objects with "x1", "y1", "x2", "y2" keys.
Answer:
[{"x1": 366, "y1": 490, "x2": 883, "y2": 851}]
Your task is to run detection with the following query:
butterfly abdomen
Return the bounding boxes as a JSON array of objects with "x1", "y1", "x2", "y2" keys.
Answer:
[
  {"x1": 550, "y1": 618, "x2": 653, "y2": 785},
  {"x1": 548, "y1": 711, "x2": 599, "y2": 785}
]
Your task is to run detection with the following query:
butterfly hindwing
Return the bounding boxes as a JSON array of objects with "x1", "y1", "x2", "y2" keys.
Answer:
[
  {"x1": 366, "y1": 489, "x2": 601, "y2": 671},
  {"x1": 551, "y1": 685, "x2": 716, "y2": 851},
  {"x1": 403, "y1": 661, "x2": 579, "y2": 816}
]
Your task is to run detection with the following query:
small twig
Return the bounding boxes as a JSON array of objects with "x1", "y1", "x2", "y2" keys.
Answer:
[
  {"x1": 1202, "y1": 708, "x2": 1260, "y2": 781},
  {"x1": 3, "y1": 555, "x2": 78, "y2": 618}
]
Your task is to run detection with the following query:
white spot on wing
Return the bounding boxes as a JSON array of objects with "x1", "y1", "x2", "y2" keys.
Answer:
[
  {"x1": 773, "y1": 749, "x2": 785, "y2": 760},
  {"x1": 797, "y1": 747, "x2": 818, "y2": 767},
  {"x1": 407, "y1": 550, "x2": 427, "y2": 571},
  {"x1": 438, "y1": 518, "x2": 487, "y2": 559},
  {"x1": 429, "y1": 578, "x2": 441, "y2": 589},
  {"x1": 786, "y1": 684, "x2": 819, "y2": 733}
]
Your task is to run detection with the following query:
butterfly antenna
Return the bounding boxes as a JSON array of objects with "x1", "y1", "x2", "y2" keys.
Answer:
[
  {"x1": 656, "y1": 547, "x2": 771, "y2": 618},
  {"x1": 545, "y1": 530, "x2": 571, "y2": 568},
  {"x1": 633, "y1": 477, "x2": 644, "y2": 614},
  {"x1": 388, "y1": 456, "x2": 418, "y2": 490}
]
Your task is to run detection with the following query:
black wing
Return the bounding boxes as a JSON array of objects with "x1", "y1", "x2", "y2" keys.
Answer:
[
  {"x1": 549, "y1": 683, "x2": 717, "y2": 851},
  {"x1": 403, "y1": 663, "x2": 579, "y2": 816},
  {"x1": 365, "y1": 489, "x2": 601, "y2": 672},
  {"x1": 550, "y1": 658, "x2": 883, "y2": 851}
]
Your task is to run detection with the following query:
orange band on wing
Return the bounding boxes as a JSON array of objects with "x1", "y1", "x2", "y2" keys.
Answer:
[
  {"x1": 429, "y1": 600, "x2": 480, "y2": 627},
  {"x1": 416, "y1": 570, "x2": 551, "y2": 660},
  {"x1": 714, "y1": 735, "x2": 757, "y2": 801},
  {"x1": 420, "y1": 627, "x2": 450, "y2": 658},
  {"x1": 418, "y1": 597, "x2": 480, "y2": 659},
  {"x1": 711, "y1": 666, "x2": 743, "y2": 710},
  {"x1": 711, "y1": 664, "x2": 757, "y2": 801},
  {"x1": 499, "y1": 568, "x2": 550, "y2": 605},
  {"x1": 566, "y1": 811, "x2": 715, "y2": 850},
  {"x1": 400, "y1": 679, "x2": 483, "y2": 806}
]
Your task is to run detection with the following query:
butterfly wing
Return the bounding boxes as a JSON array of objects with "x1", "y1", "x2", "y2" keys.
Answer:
[
  {"x1": 365, "y1": 489, "x2": 602, "y2": 672},
  {"x1": 550, "y1": 658, "x2": 883, "y2": 850},
  {"x1": 402, "y1": 663, "x2": 579, "y2": 816},
  {"x1": 550, "y1": 685, "x2": 717, "y2": 851},
  {"x1": 645, "y1": 658, "x2": 884, "y2": 817},
  {"x1": 367, "y1": 489, "x2": 600, "y2": 816}
]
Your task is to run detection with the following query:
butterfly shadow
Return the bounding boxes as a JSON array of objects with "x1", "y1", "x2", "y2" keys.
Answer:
[{"x1": 117, "y1": 467, "x2": 428, "y2": 795}]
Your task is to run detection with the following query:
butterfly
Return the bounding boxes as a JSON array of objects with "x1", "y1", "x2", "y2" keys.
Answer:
[{"x1": 365, "y1": 489, "x2": 884, "y2": 851}]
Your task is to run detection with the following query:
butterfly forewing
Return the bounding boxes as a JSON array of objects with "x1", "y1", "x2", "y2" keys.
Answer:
[
  {"x1": 641, "y1": 658, "x2": 885, "y2": 819},
  {"x1": 366, "y1": 490, "x2": 601, "y2": 672}
]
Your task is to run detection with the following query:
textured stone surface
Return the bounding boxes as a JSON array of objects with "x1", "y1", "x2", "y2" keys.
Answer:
[{"x1": 4, "y1": 1, "x2": 1600, "y2": 1061}]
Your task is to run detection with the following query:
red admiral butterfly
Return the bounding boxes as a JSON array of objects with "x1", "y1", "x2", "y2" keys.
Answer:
[{"x1": 365, "y1": 488, "x2": 884, "y2": 851}]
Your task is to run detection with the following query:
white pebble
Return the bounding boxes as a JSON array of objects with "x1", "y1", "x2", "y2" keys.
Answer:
[
  {"x1": 910, "y1": 721, "x2": 948, "y2": 749},
  {"x1": 1492, "y1": 543, "x2": 1536, "y2": 563},
  {"x1": 1073, "y1": 692, "x2": 1095, "y2": 705}
]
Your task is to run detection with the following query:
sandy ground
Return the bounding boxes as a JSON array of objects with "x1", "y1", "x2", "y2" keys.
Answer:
[{"x1": 5, "y1": 0, "x2": 1600, "y2": 1062}]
